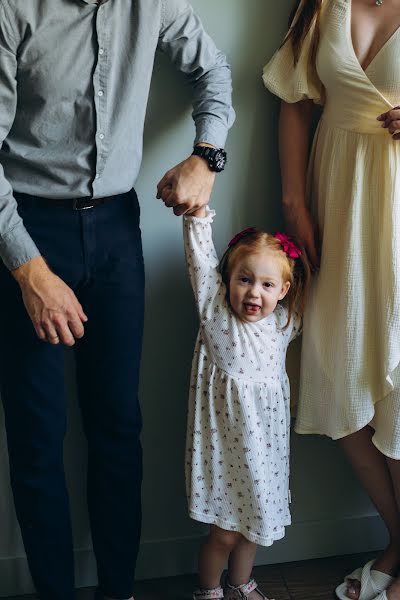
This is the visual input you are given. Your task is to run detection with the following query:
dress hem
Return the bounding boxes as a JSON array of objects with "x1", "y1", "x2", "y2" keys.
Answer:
[
  {"x1": 294, "y1": 409, "x2": 375, "y2": 441},
  {"x1": 370, "y1": 437, "x2": 400, "y2": 461},
  {"x1": 294, "y1": 408, "x2": 400, "y2": 459},
  {"x1": 189, "y1": 509, "x2": 290, "y2": 547}
]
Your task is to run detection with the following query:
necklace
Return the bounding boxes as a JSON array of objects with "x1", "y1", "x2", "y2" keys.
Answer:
[{"x1": 375, "y1": 0, "x2": 383, "y2": 5}]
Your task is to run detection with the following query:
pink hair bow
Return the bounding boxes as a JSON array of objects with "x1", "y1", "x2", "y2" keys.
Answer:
[
  {"x1": 275, "y1": 232, "x2": 302, "y2": 259},
  {"x1": 228, "y1": 227, "x2": 257, "y2": 248}
]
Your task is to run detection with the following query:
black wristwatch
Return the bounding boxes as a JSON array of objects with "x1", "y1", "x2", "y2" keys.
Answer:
[{"x1": 192, "y1": 146, "x2": 227, "y2": 173}]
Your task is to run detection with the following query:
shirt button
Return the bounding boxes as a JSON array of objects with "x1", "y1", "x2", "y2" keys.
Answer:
[
  {"x1": 99, "y1": 48, "x2": 105, "y2": 55},
  {"x1": 98, "y1": 90, "x2": 104, "y2": 97},
  {"x1": 95, "y1": 174, "x2": 100, "y2": 180},
  {"x1": 99, "y1": 133, "x2": 105, "y2": 140}
]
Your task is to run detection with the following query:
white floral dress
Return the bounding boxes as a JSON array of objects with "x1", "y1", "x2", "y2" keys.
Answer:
[{"x1": 183, "y1": 210, "x2": 299, "y2": 546}]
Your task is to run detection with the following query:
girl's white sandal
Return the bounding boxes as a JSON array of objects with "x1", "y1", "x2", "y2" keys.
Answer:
[
  {"x1": 193, "y1": 586, "x2": 224, "y2": 600},
  {"x1": 224, "y1": 578, "x2": 273, "y2": 600}
]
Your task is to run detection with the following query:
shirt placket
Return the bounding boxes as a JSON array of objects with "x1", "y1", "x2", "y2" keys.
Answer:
[{"x1": 92, "y1": 2, "x2": 109, "y2": 194}]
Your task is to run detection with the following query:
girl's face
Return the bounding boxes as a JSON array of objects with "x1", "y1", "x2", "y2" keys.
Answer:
[{"x1": 228, "y1": 249, "x2": 290, "y2": 323}]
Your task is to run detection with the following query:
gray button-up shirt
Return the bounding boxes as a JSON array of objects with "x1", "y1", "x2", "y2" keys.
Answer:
[{"x1": 0, "y1": 0, "x2": 234, "y2": 270}]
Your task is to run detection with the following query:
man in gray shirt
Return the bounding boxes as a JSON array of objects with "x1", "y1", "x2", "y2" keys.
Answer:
[{"x1": 0, "y1": 1, "x2": 234, "y2": 599}]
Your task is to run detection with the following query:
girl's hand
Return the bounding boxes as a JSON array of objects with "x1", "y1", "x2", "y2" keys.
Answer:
[
  {"x1": 377, "y1": 107, "x2": 400, "y2": 140},
  {"x1": 190, "y1": 207, "x2": 207, "y2": 218},
  {"x1": 283, "y1": 202, "x2": 320, "y2": 271}
]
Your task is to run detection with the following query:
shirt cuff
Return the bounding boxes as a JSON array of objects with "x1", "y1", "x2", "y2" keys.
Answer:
[
  {"x1": 194, "y1": 117, "x2": 229, "y2": 149},
  {"x1": 0, "y1": 222, "x2": 41, "y2": 271}
]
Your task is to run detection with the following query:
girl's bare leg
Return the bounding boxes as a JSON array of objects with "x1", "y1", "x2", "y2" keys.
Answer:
[
  {"x1": 198, "y1": 525, "x2": 242, "y2": 590},
  {"x1": 227, "y1": 536, "x2": 260, "y2": 599}
]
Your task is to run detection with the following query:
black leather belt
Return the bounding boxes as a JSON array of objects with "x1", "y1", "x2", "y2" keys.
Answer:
[
  {"x1": 14, "y1": 192, "x2": 117, "y2": 211},
  {"x1": 70, "y1": 196, "x2": 115, "y2": 210}
]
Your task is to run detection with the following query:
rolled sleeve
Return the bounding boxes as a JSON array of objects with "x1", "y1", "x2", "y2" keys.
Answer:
[
  {"x1": 159, "y1": 0, "x2": 235, "y2": 148},
  {"x1": 0, "y1": 2, "x2": 40, "y2": 270}
]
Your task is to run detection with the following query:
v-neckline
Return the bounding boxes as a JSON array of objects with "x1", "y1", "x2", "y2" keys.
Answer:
[{"x1": 348, "y1": 0, "x2": 400, "y2": 73}]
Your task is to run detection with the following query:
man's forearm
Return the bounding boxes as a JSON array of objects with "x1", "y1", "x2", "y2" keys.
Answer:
[
  {"x1": 158, "y1": 1, "x2": 235, "y2": 150},
  {"x1": 191, "y1": 58, "x2": 235, "y2": 149},
  {"x1": 12, "y1": 255, "x2": 49, "y2": 286}
]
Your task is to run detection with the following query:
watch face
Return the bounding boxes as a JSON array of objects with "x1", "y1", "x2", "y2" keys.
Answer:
[
  {"x1": 193, "y1": 146, "x2": 226, "y2": 172},
  {"x1": 213, "y1": 150, "x2": 226, "y2": 172}
]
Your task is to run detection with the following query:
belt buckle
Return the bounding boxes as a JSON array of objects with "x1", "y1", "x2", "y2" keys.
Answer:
[{"x1": 73, "y1": 197, "x2": 94, "y2": 211}]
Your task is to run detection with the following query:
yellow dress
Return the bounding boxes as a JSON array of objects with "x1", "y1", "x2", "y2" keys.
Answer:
[{"x1": 263, "y1": 0, "x2": 400, "y2": 459}]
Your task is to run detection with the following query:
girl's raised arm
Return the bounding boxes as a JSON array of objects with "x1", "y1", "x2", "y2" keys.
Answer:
[{"x1": 183, "y1": 208, "x2": 223, "y2": 317}]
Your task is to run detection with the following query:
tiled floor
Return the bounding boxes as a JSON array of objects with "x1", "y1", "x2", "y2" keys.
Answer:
[{"x1": 3, "y1": 551, "x2": 376, "y2": 600}]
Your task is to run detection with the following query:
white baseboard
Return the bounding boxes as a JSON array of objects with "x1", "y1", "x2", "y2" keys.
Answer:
[{"x1": 0, "y1": 514, "x2": 388, "y2": 597}]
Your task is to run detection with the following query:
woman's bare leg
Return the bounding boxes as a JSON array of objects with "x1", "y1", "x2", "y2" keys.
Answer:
[
  {"x1": 380, "y1": 458, "x2": 400, "y2": 600},
  {"x1": 339, "y1": 427, "x2": 400, "y2": 599}
]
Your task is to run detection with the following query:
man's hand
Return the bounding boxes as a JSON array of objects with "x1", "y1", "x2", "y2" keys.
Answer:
[
  {"x1": 156, "y1": 155, "x2": 216, "y2": 216},
  {"x1": 12, "y1": 256, "x2": 88, "y2": 346}
]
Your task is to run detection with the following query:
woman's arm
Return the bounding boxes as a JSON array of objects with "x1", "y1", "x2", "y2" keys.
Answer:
[{"x1": 279, "y1": 100, "x2": 320, "y2": 269}]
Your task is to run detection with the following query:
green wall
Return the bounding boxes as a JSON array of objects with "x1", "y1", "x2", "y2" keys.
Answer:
[{"x1": 0, "y1": 1, "x2": 386, "y2": 595}]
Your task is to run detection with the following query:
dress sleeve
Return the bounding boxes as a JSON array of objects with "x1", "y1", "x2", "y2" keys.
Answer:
[
  {"x1": 183, "y1": 208, "x2": 224, "y2": 317},
  {"x1": 262, "y1": 2, "x2": 324, "y2": 105}
]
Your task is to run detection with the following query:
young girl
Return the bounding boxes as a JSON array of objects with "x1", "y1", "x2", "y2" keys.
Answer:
[{"x1": 183, "y1": 206, "x2": 310, "y2": 600}]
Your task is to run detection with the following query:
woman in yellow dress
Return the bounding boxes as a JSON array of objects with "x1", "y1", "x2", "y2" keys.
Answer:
[{"x1": 263, "y1": 1, "x2": 400, "y2": 599}]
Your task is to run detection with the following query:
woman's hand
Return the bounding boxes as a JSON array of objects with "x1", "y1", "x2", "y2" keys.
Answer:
[
  {"x1": 377, "y1": 106, "x2": 400, "y2": 140},
  {"x1": 283, "y1": 202, "x2": 320, "y2": 271}
]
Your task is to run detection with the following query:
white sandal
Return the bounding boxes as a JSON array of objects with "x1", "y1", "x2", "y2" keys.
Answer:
[
  {"x1": 224, "y1": 578, "x2": 274, "y2": 600},
  {"x1": 193, "y1": 586, "x2": 224, "y2": 600},
  {"x1": 335, "y1": 560, "x2": 394, "y2": 600}
]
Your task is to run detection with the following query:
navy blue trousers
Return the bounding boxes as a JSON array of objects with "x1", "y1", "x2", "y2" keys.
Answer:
[{"x1": 0, "y1": 190, "x2": 144, "y2": 600}]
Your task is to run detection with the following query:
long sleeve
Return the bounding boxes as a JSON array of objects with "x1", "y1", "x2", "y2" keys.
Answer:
[
  {"x1": 262, "y1": 1, "x2": 325, "y2": 105},
  {"x1": 0, "y1": 2, "x2": 40, "y2": 270},
  {"x1": 158, "y1": 0, "x2": 235, "y2": 148},
  {"x1": 183, "y1": 208, "x2": 224, "y2": 317}
]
